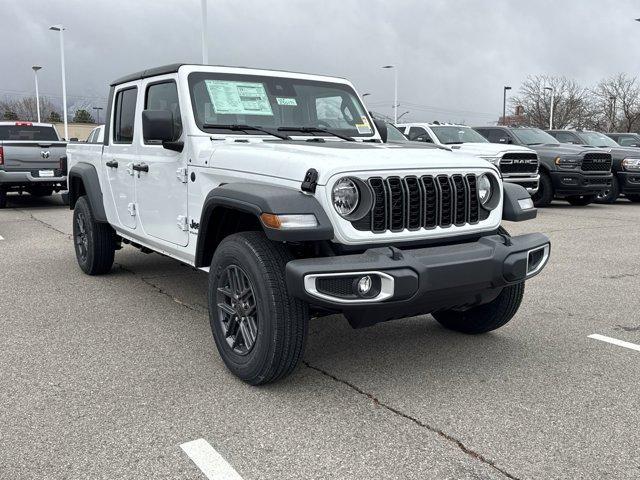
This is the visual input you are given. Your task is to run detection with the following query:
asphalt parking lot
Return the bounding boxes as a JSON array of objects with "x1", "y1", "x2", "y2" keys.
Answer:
[{"x1": 1, "y1": 194, "x2": 639, "y2": 480}]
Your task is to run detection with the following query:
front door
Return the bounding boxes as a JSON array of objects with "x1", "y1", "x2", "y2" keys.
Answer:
[
  {"x1": 135, "y1": 79, "x2": 189, "y2": 246},
  {"x1": 104, "y1": 86, "x2": 138, "y2": 230}
]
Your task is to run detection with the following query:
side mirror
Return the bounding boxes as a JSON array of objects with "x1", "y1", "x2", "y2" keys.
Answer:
[
  {"x1": 142, "y1": 110, "x2": 183, "y2": 152},
  {"x1": 372, "y1": 118, "x2": 388, "y2": 143}
]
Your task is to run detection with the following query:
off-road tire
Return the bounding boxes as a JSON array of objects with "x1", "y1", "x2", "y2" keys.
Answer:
[
  {"x1": 29, "y1": 186, "x2": 54, "y2": 197},
  {"x1": 432, "y1": 282, "x2": 525, "y2": 334},
  {"x1": 566, "y1": 195, "x2": 595, "y2": 206},
  {"x1": 208, "y1": 231, "x2": 309, "y2": 385},
  {"x1": 0, "y1": 190, "x2": 6, "y2": 209},
  {"x1": 626, "y1": 194, "x2": 640, "y2": 203},
  {"x1": 532, "y1": 171, "x2": 553, "y2": 207},
  {"x1": 73, "y1": 196, "x2": 116, "y2": 275},
  {"x1": 595, "y1": 176, "x2": 619, "y2": 204}
]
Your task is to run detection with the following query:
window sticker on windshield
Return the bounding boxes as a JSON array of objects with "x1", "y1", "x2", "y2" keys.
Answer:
[
  {"x1": 276, "y1": 97, "x2": 297, "y2": 106},
  {"x1": 205, "y1": 80, "x2": 273, "y2": 116},
  {"x1": 355, "y1": 116, "x2": 372, "y2": 134}
]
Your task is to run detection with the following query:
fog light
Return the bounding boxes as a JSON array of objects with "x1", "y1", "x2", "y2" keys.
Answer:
[{"x1": 357, "y1": 276, "x2": 372, "y2": 295}]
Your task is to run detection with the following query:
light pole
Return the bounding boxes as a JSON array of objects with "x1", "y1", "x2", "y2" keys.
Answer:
[
  {"x1": 610, "y1": 96, "x2": 617, "y2": 132},
  {"x1": 93, "y1": 106, "x2": 103, "y2": 124},
  {"x1": 382, "y1": 65, "x2": 398, "y2": 123},
  {"x1": 201, "y1": 0, "x2": 208, "y2": 64},
  {"x1": 502, "y1": 86, "x2": 511, "y2": 125},
  {"x1": 397, "y1": 111, "x2": 410, "y2": 121},
  {"x1": 32, "y1": 66, "x2": 42, "y2": 123},
  {"x1": 49, "y1": 25, "x2": 68, "y2": 140},
  {"x1": 544, "y1": 86, "x2": 555, "y2": 129}
]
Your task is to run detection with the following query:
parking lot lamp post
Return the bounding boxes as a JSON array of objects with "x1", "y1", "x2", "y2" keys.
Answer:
[
  {"x1": 32, "y1": 66, "x2": 42, "y2": 123},
  {"x1": 397, "y1": 111, "x2": 410, "y2": 121},
  {"x1": 610, "y1": 96, "x2": 617, "y2": 132},
  {"x1": 93, "y1": 106, "x2": 103, "y2": 124},
  {"x1": 502, "y1": 86, "x2": 511, "y2": 125},
  {"x1": 544, "y1": 86, "x2": 554, "y2": 129},
  {"x1": 382, "y1": 65, "x2": 398, "y2": 123},
  {"x1": 49, "y1": 25, "x2": 68, "y2": 140}
]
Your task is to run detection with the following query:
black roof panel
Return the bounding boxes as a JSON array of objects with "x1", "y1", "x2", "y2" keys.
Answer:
[{"x1": 110, "y1": 63, "x2": 184, "y2": 86}]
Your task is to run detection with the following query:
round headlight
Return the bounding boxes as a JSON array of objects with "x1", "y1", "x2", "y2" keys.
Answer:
[
  {"x1": 477, "y1": 174, "x2": 492, "y2": 206},
  {"x1": 332, "y1": 177, "x2": 359, "y2": 217}
]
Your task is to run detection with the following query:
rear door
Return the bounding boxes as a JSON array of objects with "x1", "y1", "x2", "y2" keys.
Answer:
[
  {"x1": 103, "y1": 86, "x2": 138, "y2": 230},
  {"x1": 135, "y1": 79, "x2": 189, "y2": 246}
]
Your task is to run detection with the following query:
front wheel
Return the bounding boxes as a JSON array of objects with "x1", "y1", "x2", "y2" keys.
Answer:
[
  {"x1": 532, "y1": 171, "x2": 553, "y2": 207},
  {"x1": 566, "y1": 195, "x2": 595, "y2": 206},
  {"x1": 208, "y1": 232, "x2": 309, "y2": 385},
  {"x1": 432, "y1": 282, "x2": 525, "y2": 334},
  {"x1": 595, "y1": 176, "x2": 619, "y2": 204},
  {"x1": 73, "y1": 196, "x2": 116, "y2": 275}
]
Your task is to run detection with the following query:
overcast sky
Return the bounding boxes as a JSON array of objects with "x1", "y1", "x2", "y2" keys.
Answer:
[{"x1": 4, "y1": 0, "x2": 640, "y2": 125}]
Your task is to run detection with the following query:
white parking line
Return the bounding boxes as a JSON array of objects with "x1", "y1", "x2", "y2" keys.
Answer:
[
  {"x1": 180, "y1": 438, "x2": 244, "y2": 480},
  {"x1": 588, "y1": 334, "x2": 640, "y2": 353}
]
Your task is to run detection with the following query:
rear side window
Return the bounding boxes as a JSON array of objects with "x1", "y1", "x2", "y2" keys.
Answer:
[
  {"x1": 408, "y1": 126, "x2": 432, "y2": 142},
  {"x1": 113, "y1": 87, "x2": 137, "y2": 143},
  {"x1": 554, "y1": 132, "x2": 579, "y2": 144},
  {"x1": 145, "y1": 81, "x2": 182, "y2": 141},
  {"x1": 0, "y1": 125, "x2": 59, "y2": 141}
]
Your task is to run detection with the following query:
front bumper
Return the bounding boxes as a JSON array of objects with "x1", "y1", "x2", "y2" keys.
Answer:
[
  {"x1": 503, "y1": 175, "x2": 539, "y2": 194},
  {"x1": 617, "y1": 171, "x2": 640, "y2": 194},
  {"x1": 550, "y1": 171, "x2": 612, "y2": 196},
  {"x1": 0, "y1": 170, "x2": 67, "y2": 190},
  {"x1": 286, "y1": 233, "x2": 550, "y2": 327}
]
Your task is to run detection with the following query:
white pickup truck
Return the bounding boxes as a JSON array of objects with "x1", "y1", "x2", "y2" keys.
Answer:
[
  {"x1": 66, "y1": 64, "x2": 550, "y2": 384},
  {"x1": 0, "y1": 121, "x2": 67, "y2": 208},
  {"x1": 396, "y1": 122, "x2": 540, "y2": 194}
]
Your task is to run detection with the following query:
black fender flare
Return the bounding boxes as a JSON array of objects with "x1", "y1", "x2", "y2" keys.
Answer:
[
  {"x1": 195, "y1": 183, "x2": 334, "y2": 266},
  {"x1": 68, "y1": 162, "x2": 108, "y2": 222}
]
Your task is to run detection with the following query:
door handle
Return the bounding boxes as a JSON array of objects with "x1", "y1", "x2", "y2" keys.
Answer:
[
  {"x1": 132, "y1": 163, "x2": 149, "y2": 173},
  {"x1": 106, "y1": 160, "x2": 118, "y2": 168}
]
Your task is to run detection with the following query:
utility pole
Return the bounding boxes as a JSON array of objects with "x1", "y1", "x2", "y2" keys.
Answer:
[
  {"x1": 32, "y1": 66, "x2": 42, "y2": 123},
  {"x1": 49, "y1": 25, "x2": 69, "y2": 140},
  {"x1": 201, "y1": 0, "x2": 208, "y2": 64},
  {"x1": 502, "y1": 86, "x2": 511, "y2": 125},
  {"x1": 382, "y1": 66, "x2": 398, "y2": 123},
  {"x1": 610, "y1": 96, "x2": 617, "y2": 132},
  {"x1": 544, "y1": 86, "x2": 555, "y2": 129},
  {"x1": 93, "y1": 106, "x2": 103, "y2": 124}
]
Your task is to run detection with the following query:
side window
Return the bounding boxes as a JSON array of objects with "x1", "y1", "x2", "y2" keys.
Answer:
[
  {"x1": 408, "y1": 126, "x2": 432, "y2": 142},
  {"x1": 145, "y1": 81, "x2": 182, "y2": 142},
  {"x1": 555, "y1": 132, "x2": 579, "y2": 144},
  {"x1": 482, "y1": 129, "x2": 504, "y2": 143},
  {"x1": 113, "y1": 87, "x2": 138, "y2": 144},
  {"x1": 619, "y1": 137, "x2": 637, "y2": 146}
]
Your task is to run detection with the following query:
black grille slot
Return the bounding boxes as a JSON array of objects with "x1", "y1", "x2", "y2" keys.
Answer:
[
  {"x1": 500, "y1": 153, "x2": 539, "y2": 174},
  {"x1": 582, "y1": 153, "x2": 612, "y2": 172},
  {"x1": 351, "y1": 174, "x2": 485, "y2": 233},
  {"x1": 404, "y1": 176, "x2": 422, "y2": 230},
  {"x1": 316, "y1": 276, "x2": 358, "y2": 298},
  {"x1": 386, "y1": 177, "x2": 405, "y2": 231},
  {"x1": 437, "y1": 176, "x2": 453, "y2": 227}
]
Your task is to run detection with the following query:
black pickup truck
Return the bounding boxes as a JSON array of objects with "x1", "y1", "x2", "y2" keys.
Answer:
[
  {"x1": 473, "y1": 126, "x2": 612, "y2": 207},
  {"x1": 546, "y1": 129, "x2": 640, "y2": 203}
]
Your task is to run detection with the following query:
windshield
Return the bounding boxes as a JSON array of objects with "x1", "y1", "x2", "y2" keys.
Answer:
[
  {"x1": 578, "y1": 131, "x2": 619, "y2": 148},
  {"x1": 188, "y1": 72, "x2": 374, "y2": 138},
  {"x1": 386, "y1": 123, "x2": 409, "y2": 142},
  {"x1": 0, "y1": 125, "x2": 59, "y2": 141},
  {"x1": 511, "y1": 128, "x2": 558, "y2": 146},
  {"x1": 430, "y1": 125, "x2": 488, "y2": 144}
]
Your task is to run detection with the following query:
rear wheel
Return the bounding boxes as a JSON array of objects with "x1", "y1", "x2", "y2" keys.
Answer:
[
  {"x1": 0, "y1": 190, "x2": 6, "y2": 209},
  {"x1": 29, "y1": 186, "x2": 54, "y2": 197},
  {"x1": 567, "y1": 195, "x2": 595, "y2": 206},
  {"x1": 208, "y1": 231, "x2": 309, "y2": 385},
  {"x1": 532, "y1": 171, "x2": 553, "y2": 207},
  {"x1": 73, "y1": 196, "x2": 116, "y2": 275},
  {"x1": 595, "y1": 176, "x2": 619, "y2": 203}
]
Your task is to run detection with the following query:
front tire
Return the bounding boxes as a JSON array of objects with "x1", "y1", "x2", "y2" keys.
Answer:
[
  {"x1": 208, "y1": 232, "x2": 309, "y2": 385},
  {"x1": 567, "y1": 195, "x2": 595, "y2": 206},
  {"x1": 432, "y1": 282, "x2": 525, "y2": 334},
  {"x1": 595, "y1": 176, "x2": 619, "y2": 204},
  {"x1": 73, "y1": 196, "x2": 116, "y2": 275},
  {"x1": 532, "y1": 171, "x2": 553, "y2": 207}
]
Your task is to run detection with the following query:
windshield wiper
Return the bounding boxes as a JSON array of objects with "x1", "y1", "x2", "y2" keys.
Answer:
[
  {"x1": 277, "y1": 126, "x2": 355, "y2": 142},
  {"x1": 202, "y1": 123, "x2": 291, "y2": 140}
]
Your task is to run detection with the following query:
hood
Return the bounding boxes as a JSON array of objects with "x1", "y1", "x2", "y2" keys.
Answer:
[
  {"x1": 207, "y1": 139, "x2": 496, "y2": 185},
  {"x1": 448, "y1": 142, "x2": 535, "y2": 157},
  {"x1": 603, "y1": 146, "x2": 640, "y2": 160},
  {"x1": 527, "y1": 143, "x2": 600, "y2": 157}
]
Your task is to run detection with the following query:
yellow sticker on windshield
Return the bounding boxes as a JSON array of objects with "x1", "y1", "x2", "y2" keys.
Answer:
[
  {"x1": 355, "y1": 116, "x2": 372, "y2": 134},
  {"x1": 205, "y1": 80, "x2": 273, "y2": 116}
]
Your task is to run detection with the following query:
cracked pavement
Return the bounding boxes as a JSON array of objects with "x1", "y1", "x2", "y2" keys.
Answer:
[{"x1": 1, "y1": 194, "x2": 639, "y2": 479}]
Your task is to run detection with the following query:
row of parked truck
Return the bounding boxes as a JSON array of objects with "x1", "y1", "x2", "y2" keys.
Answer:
[{"x1": 0, "y1": 63, "x2": 634, "y2": 384}]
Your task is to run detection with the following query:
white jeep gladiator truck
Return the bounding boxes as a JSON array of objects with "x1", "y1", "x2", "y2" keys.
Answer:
[
  {"x1": 0, "y1": 121, "x2": 67, "y2": 208},
  {"x1": 396, "y1": 122, "x2": 540, "y2": 194},
  {"x1": 66, "y1": 64, "x2": 550, "y2": 385}
]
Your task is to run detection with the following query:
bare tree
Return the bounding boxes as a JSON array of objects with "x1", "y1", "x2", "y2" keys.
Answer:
[
  {"x1": 0, "y1": 96, "x2": 61, "y2": 122},
  {"x1": 591, "y1": 73, "x2": 640, "y2": 132},
  {"x1": 510, "y1": 75, "x2": 590, "y2": 129}
]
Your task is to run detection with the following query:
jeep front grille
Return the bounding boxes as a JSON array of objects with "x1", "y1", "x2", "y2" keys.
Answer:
[
  {"x1": 499, "y1": 153, "x2": 538, "y2": 174},
  {"x1": 352, "y1": 174, "x2": 484, "y2": 233},
  {"x1": 581, "y1": 153, "x2": 612, "y2": 172}
]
